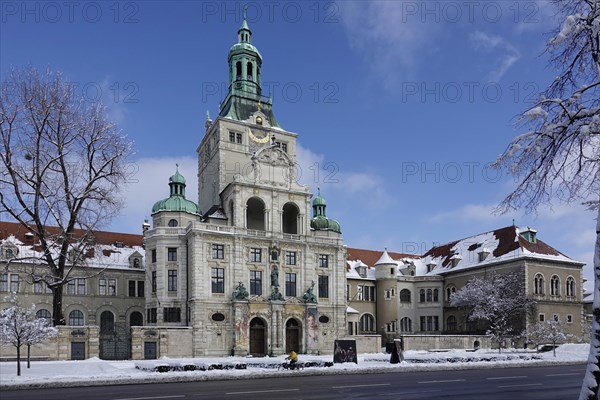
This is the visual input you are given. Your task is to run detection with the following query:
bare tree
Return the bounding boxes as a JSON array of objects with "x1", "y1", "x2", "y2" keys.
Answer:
[
  {"x1": 0, "y1": 67, "x2": 134, "y2": 326},
  {"x1": 450, "y1": 272, "x2": 536, "y2": 353},
  {"x1": 0, "y1": 293, "x2": 58, "y2": 376},
  {"x1": 493, "y1": 1, "x2": 599, "y2": 397}
]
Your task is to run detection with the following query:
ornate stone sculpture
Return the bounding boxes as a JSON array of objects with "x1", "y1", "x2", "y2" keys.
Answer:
[
  {"x1": 269, "y1": 286, "x2": 285, "y2": 301},
  {"x1": 303, "y1": 280, "x2": 317, "y2": 303},
  {"x1": 232, "y1": 281, "x2": 249, "y2": 301}
]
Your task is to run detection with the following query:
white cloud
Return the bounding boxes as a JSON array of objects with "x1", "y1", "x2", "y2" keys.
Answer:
[
  {"x1": 469, "y1": 31, "x2": 521, "y2": 81},
  {"x1": 338, "y1": 1, "x2": 441, "y2": 86},
  {"x1": 111, "y1": 156, "x2": 198, "y2": 233}
]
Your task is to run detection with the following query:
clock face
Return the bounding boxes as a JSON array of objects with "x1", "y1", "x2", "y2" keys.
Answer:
[{"x1": 248, "y1": 127, "x2": 270, "y2": 144}]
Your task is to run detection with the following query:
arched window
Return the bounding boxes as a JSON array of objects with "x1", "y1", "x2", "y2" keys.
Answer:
[
  {"x1": 100, "y1": 311, "x2": 114, "y2": 334},
  {"x1": 36, "y1": 309, "x2": 51, "y2": 320},
  {"x1": 446, "y1": 315, "x2": 457, "y2": 331},
  {"x1": 426, "y1": 289, "x2": 433, "y2": 302},
  {"x1": 534, "y1": 274, "x2": 544, "y2": 295},
  {"x1": 246, "y1": 197, "x2": 265, "y2": 230},
  {"x1": 399, "y1": 289, "x2": 411, "y2": 303},
  {"x1": 282, "y1": 202, "x2": 299, "y2": 234},
  {"x1": 446, "y1": 286, "x2": 456, "y2": 301},
  {"x1": 433, "y1": 289, "x2": 439, "y2": 302},
  {"x1": 130, "y1": 311, "x2": 143, "y2": 327},
  {"x1": 236, "y1": 61, "x2": 242, "y2": 79},
  {"x1": 168, "y1": 219, "x2": 178, "y2": 227},
  {"x1": 566, "y1": 276, "x2": 575, "y2": 297},
  {"x1": 359, "y1": 314, "x2": 375, "y2": 333},
  {"x1": 247, "y1": 62, "x2": 253, "y2": 80},
  {"x1": 68, "y1": 310, "x2": 84, "y2": 326},
  {"x1": 550, "y1": 275, "x2": 560, "y2": 296},
  {"x1": 400, "y1": 317, "x2": 412, "y2": 332},
  {"x1": 419, "y1": 289, "x2": 425, "y2": 303}
]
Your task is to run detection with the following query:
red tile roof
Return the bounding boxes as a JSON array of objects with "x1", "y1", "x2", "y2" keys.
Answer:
[
  {"x1": 0, "y1": 221, "x2": 143, "y2": 248},
  {"x1": 346, "y1": 247, "x2": 419, "y2": 270}
]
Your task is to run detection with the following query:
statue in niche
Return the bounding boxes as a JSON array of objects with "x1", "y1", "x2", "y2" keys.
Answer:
[
  {"x1": 271, "y1": 266, "x2": 279, "y2": 287},
  {"x1": 269, "y1": 286, "x2": 285, "y2": 301},
  {"x1": 232, "y1": 281, "x2": 249, "y2": 301},
  {"x1": 303, "y1": 280, "x2": 317, "y2": 303}
]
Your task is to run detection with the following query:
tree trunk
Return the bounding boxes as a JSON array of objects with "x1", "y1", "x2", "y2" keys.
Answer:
[
  {"x1": 16, "y1": 343, "x2": 21, "y2": 376},
  {"x1": 27, "y1": 344, "x2": 31, "y2": 368},
  {"x1": 579, "y1": 207, "x2": 600, "y2": 400},
  {"x1": 52, "y1": 284, "x2": 65, "y2": 326}
]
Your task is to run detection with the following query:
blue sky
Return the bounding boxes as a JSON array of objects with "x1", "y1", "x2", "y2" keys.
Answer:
[{"x1": 1, "y1": 1, "x2": 595, "y2": 289}]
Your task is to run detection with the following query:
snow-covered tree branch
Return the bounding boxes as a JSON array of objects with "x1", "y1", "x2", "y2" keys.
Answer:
[
  {"x1": 450, "y1": 272, "x2": 535, "y2": 353},
  {"x1": 0, "y1": 67, "x2": 134, "y2": 326},
  {"x1": 527, "y1": 319, "x2": 570, "y2": 357},
  {"x1": 0, "y1": 293, "x2": 58, "y2": 376},
  {"x1": 492, "y1": 1, "x2": 599, "y2": 397}
]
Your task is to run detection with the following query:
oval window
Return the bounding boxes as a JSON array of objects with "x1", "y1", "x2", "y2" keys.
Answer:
[
  {"x1": 318, "y1": 315, "x2": 329, "y2": 324},
  {"x1": 211, "y1": 313, "x2": 225, "y2": 322},
  {"x1": 168, "y1": 219, "x2": 178, "y2": 227}
]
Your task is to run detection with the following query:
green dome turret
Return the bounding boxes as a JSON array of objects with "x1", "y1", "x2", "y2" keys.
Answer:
[
  {"x1": 151, "y1": 165, "x2": 201, "y2": 215},
  {"x1": 310, "y1": 188, "x2": 341, "y2": 234}
]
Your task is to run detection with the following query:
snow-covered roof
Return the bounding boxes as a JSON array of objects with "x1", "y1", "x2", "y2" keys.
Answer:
[
  {"x1": 345, "y1": 226, "x2": 582, "y2": 279},
  {"x1": 0, "y1": 222, "x2": 145, "y2": 271},
  {"x1": 421, "y1": 225, "x2": 581, "y2": 276},
  {"x1": 346, "y1": 306, "x2": 359, "y2": 314}
]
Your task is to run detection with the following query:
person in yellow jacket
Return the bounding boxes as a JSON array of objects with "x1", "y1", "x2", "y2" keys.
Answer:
[{"x1": 286, "y1": 350, "x2": 298, "y2": 369}]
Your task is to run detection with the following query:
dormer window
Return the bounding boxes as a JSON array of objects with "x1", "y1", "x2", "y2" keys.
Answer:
[
  {"x1": 478, "y1": 248, "x2": 490, "y2": 262},
  {"x1": 520, "y1": 227, "x2": 538, "y2": 243},
  {"x1": 133, "y1": 258, "x2": 140, "y2": 268},
  {"x1": 115, "y1": 241, "x2": 124, "y2": 248},
  {"x1": 450, "y1": 254, "x2": 462, "y2": 267},
  {"x1": 426, "y1": 261, "x2": 436, "y2": 273},
  {"x1": 5, "y1": 248, "x2": 14, "y2": 259},
  {"x1": 357, "y1": 266, "x2": 366, "y2": 278}
]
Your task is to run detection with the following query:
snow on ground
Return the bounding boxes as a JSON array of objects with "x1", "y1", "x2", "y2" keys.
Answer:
[{"x1": 0, "y1": 344, "x2": 589, "y2": 390}]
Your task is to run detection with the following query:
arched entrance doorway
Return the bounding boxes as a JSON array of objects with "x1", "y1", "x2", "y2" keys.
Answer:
[
  {"x1": 249, "y1": 317, "x2": 267, "y2": 356},
  {"x1": 285, "y1": 318, "x2": 301, "y2": 353},
  {"x1": 130, "y1": 311, "x2": 143, "y2": 327}
]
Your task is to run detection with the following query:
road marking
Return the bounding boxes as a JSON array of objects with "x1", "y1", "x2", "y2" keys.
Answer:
[
  {"x1": 497, "y1": 383, "x2": 543, "y2": 388},
  {"x1": 114, "y1": 396, "x2": 185, "y2": 400},
  {"x1": 486, "y1": 375, "x2": 527, "y2": 380},
  {"x1": 547, "y1": 372, "x2": 581, "y2": 377},
  {"x1": 332, "y1": 383, "x2": 391, "y2": 389},
  {"x1": 226, "y1": 389, "x2": 300, "y2": 395},
  {"x1": 418, "y1": 379, "x2": 466, "y2": 384},
  {"x1": 379, "y1": 389, "x2": 441, "y2": 396}
]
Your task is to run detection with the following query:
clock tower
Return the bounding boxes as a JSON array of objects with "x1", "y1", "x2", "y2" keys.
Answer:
[{"x1": 151, "y1": 14, "x2": 348, "y2": 357}]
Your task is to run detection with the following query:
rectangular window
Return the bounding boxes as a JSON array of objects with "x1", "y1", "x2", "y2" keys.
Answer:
[
  {"x1": 285, "y1": 251, "x2": 297, "y2": 265},
  {"x1": 0, "y1": 274, "x2": 7, "y2": 292},
  {"x1": 34, "y1": 281, "x2": 51, "y2": 294},
  {"x1": 77, "y1": 278, "x2": 85, "y2": 295},
  {"x1": 99, "y1": 279, "x2": 107, "y2": 296},
  {"x1": 236, "y1": 133, "x2": 242, "y2": 144},
  {"x1": 67, "y1": 280, "x2": 76, "y2": 295},
  {"x1": 163, "y1": 307, "x2": 181, "y2": 323},
  {"x1": 129, "y1": 280, "x2": 136, "y2": 297},
  {"x1": 151, "y1": 271, "x2": 157, "y2": 293},
  {"x1": 108, "y1": 279, "x2": 116, "y2": 296},
  {"x1": 167, "y1": 248, "x2": 177, "y2": 262},
  {"x1": 138, "y1": 281, "x2": 145, "y2": 297},
  {"x1": 318, "y1": 275, "x2": 329, "y2": 298},
  {"x1": 567, "y1": 314, "x2": 573, "y2": 324},
  {"x1": 168, "y1": 270, "x2": 177, "y2": 292},
  {"x1": 346, "y1": 284, "x2": 350, "y2": 301},
  {"x1": 250, "y1": 270, "x2": 262, "y2": 296},
  {"x1": 151, "y1": 249, "x2": 156, "y2": 263},
  {"x1": 10, "y1": 274, "x2": 19, "y2": 293},
  {"x1": 229, "y1": 131, "x2": 235, "y2": 142},
  {"x1": 539, "y1": 313, "x2": 545, "y2": 322},
  {"x1": 318, "y1": 254, "x2": 329, "y2": 268},
  {"x1": 250, "y1": 248, "x2": 262, "y2": 263},
  {"x1": 281, "y1": 143, "x2": 287, "y2": 153},
  {"x1": 147, "y1": 308, "x2": 157, "y2": 323},
  {"x1": 285, "y1": 273, "x2": 296, "y2": 297},
  {"x1": 363, "y1": 286, "x2": 375, "y2": 301},
  {"x1": 211, "y1": 268, "x2": 224, "y2": 293},
  {"x1": 212, "y1": 244, "x2": 224, "y2": 259}
]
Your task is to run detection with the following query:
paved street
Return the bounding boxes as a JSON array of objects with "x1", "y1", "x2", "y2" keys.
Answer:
[{"x1": 0, "y1": 363, "x2": 585, "y2": 400}]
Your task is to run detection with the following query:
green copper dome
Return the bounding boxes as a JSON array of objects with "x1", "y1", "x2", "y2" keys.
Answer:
[
  {"x1": 151, "y1": 165, "x2": 200, "y2": 215},
  {"x1": 310, "y1": 189, "x2": 341, "y2": 234}
]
